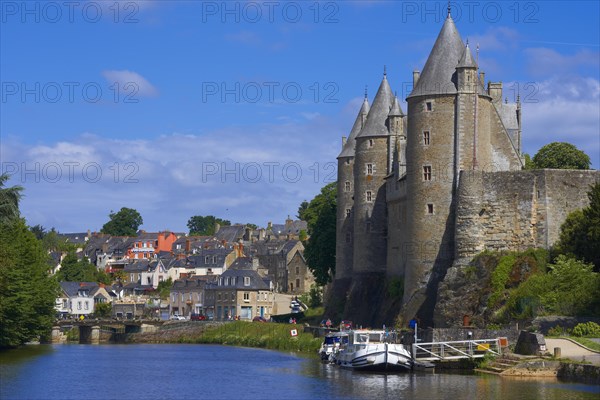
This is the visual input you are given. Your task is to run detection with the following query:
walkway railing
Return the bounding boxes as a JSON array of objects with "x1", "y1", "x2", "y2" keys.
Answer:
[{"x1": 412, "y1": 339, "x2": 501, "y2": 361}]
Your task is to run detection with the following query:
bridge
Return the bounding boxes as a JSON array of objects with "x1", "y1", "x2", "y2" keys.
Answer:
[
  {"x1": 52, "y1": 320, "x2": 164, "y2": 344},
  {"x1": 412, "y1": 339, "x2": 501, "y2": 361}
]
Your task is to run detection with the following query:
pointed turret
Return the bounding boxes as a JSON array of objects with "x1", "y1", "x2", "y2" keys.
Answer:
[
  {"x1": 357, "y1": 73, "x2": 394, "y2": 138},
  {"x1": 408, "y1": 14, "x2": 464, "y2": 98},
  {"x1": 338, "y1": 96, "x2": 370, "y2": 158},
  {"x1": 388, "y1": 95, "x2": 404, "y2": 117},
  {"x1": 457, "y1": 42, "x2": 476, "y2": 68}
]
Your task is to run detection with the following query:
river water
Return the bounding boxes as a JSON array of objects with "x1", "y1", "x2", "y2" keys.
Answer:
[{"x1": 1, "y1": 344, "x2": 598, "y2": 400}]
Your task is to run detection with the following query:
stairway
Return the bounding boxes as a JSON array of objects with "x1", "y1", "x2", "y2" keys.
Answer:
[{"x1": 475, "y1": 355, "x2": 522, "y2": 375}]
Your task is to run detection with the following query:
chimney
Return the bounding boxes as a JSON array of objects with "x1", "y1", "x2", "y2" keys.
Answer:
[
  {"x1": 185, "y1": 239, "x2": 191, "y2": 253},
  {"x1": 487, "y1": 82, "x2": 502, "y2": 104},
  {"x1": 479, "y1": 71, "x2": 485, "y2": 86},
  {"x1": 285, "y1": 215, "x2": 293, "y2": 230},
  {"x1": 342, "y1": 136, "x2": 347, "y2": 147},
  {"x1": 413, "y1": 70, "x2": 420, "y2": 87},
  {"x1": 252, "y1": 257, "x2": 259, "y2": 270}
]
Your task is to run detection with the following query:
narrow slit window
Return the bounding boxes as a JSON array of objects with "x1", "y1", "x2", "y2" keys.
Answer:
[{"x1": 423, "y1": 166, "x2": 432, "y2": 181}]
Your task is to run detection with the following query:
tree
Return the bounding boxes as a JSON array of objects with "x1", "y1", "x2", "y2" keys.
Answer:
[
  {"x1": 187, "y1": 215, "x2": 231, "y2": 236},
  {"x1": 532, "y1": 142, "x2": 591, "y2": 170},
  {"x1": 101, "y1": 207, "x2": 143, "y2": 236},
  {"x1": 302, "y1": 183, "x2": 337, "y2": 285},
  {"x1": 0, "y1": 173, "x2": 23, "y2": 224},
  {"x1": 157, "y1": 277, "x2": 173, "y2": 299},
  {"x1": 0, "y1": 219, "x2": 60, "y2": 348},
  {"x1": 56, "y1": 252, "x2": 105, "y2": 283},
  {"x1": 556, "y1": 183, "x2": 600, "y2": 270},
  {"x1": 30, "y1": 224, "x2": 46, "y2": 240},
  {"x1": 297, "y1": 200, "x2": 309, "y2": 220},
  {"x1": 94, "y1": 302, "x2": 112, "y2": 318}
]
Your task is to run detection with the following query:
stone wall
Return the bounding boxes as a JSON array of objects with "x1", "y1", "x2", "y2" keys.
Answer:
[{"x1": 455, "y1": 169, "x2": 600, "y2": 263}]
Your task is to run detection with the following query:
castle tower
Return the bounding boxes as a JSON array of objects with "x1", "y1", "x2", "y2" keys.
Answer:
[
  {"x1": 335, "y1": 93, "x2": 369, "y2": 280},
  {"x1": 352, "y1": 71, "x2": 395, "y2": 274},
  {"x1": 402, "y1": 13, "x2": 465, "y2": 324}
]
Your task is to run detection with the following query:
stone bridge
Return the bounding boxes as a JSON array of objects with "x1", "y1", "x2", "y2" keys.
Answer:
[{"x1": 52, "y1": 320, "x2": 165, "y2": 344}]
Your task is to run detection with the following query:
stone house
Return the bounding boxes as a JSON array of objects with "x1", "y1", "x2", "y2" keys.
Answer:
[
  {"x1": 169, "y1": 277, "x2": 215, "y2": 318},
  {"x1": 211, "y1": 258, "x2": 274, "y2": 321}
]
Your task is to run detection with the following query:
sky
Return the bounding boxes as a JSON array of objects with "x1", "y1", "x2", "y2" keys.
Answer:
[{"x1": 1, "y1": 0, "x2": 599, "y2": 233}]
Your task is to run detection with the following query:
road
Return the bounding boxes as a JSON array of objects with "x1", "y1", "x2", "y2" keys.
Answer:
[{"x1": 545, "y1": 338, "x2": 600, "y2": 365}]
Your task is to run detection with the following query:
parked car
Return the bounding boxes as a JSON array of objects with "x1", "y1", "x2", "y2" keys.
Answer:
[
  {"x1": 170, "y1": 314, "x2": 185, "y2": 321},
  {"x1": 252, "y1": 316, "x2": 267, "y2": 322},
  {"x1": 191, "y1": 313, "x2": 206, "y2": 321}
]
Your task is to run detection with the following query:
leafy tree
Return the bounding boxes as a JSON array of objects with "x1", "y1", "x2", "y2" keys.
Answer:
[
  {"x1": 94, "y1": 302, "x2": 112, "y2": 318},
  {"x1": 0, "y1": 173, "x2": 23, "y2": 224},
  {"x1": 0, "y1": 219, "x2": 60, "y2": 348},
  {"x1": 56, "y1": 252, "x2": 105, "y2": 283},
  {"x1": 157, "y1": 277, "x2": 173, "y2": 300},
  {"x1": 532, "y1": 142, "x2": 591, "y2": 170},
  {"x1": 302, "y1": 183, "x2": 336, "y2": 285},
  {"x1": 101, "y1": 207, "x2": 143, "y2": 236},
  {"x1": 504, "y1": 255, "x2": 600, "y2": 319},
  {"x1": 30, "y1": 224, "x2": 46, "y2": 240},
  {"x1": 187, "y1": 215, "x2": 231, "y2": 236},
  {"x1": 555, "y1": 183, "x2": 600, "y2": 270},
  {"x1": 297, "y1": 200, "x2": 309, "y2": 220},
  {"x1": 522, "y1": 153, "x2": 535, "y2": 170}
]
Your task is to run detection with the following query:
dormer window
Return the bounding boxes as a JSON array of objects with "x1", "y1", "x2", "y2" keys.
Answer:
[{"x1": 244, "y1": 277, "x2": 251, "y2": 286}]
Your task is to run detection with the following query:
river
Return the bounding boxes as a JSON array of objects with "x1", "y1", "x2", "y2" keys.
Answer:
[{"x1": 1, "y1": 344, "x2": 598, "y2": 400}]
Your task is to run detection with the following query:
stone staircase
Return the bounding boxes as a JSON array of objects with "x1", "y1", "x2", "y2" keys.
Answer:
[{"x1": 475, "y1": 355, "x2": 523, "y2": 375}]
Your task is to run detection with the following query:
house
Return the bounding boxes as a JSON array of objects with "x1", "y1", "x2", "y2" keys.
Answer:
[
  {"x1": 126, "y1": 231, "x2": 179, "y2": 260},
  {"x1": 56, "y1": 282, "x2": 114, "y2": 319},
  {"x1": 287, "y1": 251, "x2": 315, "y2": 294},
  {"x1": 211, "y1": 257, "x2": 274, "y2": 321},
  {"x1": 169, "y1": 276, "x2": 215, "y2": 318}
]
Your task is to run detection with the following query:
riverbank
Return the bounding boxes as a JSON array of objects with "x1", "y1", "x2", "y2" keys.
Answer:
[{"x1": 126, "y1": 321, "x2": 322, "y2": 353}]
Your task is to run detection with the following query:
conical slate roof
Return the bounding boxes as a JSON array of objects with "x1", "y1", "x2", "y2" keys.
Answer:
[
  {"x1": 338, "y1": 97, "x2": 370, "y2": 158},
  {"x1": 357, "y1": 74, "x2": 394, "y2": 138},
  {"x1": 457, "y1": 42, "x2": 477, "y2": 68},
  {"x1": 388, "y1": 95, "x2": 404, "y2": 117},
  {"x1": 408, "y1": 15, "x2": 465, "y2": 98}
]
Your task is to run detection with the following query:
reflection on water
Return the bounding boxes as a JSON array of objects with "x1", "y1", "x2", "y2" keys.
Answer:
[{"x1": 0, "y1": 345, "x2": 598, "y2": 400}]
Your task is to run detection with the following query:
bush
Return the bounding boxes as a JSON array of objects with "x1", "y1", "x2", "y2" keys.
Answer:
[{"x1": 572, "y1": 322, "x2": 600, "y2": 337}]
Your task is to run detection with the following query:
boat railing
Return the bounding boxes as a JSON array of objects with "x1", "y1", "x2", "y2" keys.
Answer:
[{"x1": 412, "y1": 338, "x2": 501, "y2": 361}]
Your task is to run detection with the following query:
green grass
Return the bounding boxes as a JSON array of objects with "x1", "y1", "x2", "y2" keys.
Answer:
[
  {"x1": 568, "y1": 337, "x2": 600, "y2": 352},
  {"x1": 172, "y1": 321, "x2": 322, "y2": 353}
]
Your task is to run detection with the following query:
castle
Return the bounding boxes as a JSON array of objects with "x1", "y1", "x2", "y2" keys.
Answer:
[{"x1": 333, "y1": 12, "x2": 599, "y2": 328}]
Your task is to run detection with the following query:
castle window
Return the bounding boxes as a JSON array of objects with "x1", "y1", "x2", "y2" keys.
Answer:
[
  {"x1": 346, "y1": 159, "x2": 350, "y2": 165},
  {"x1": 366, "y1": 191, "x2": 373, "y2": 202},
  {"x1": 368, "y1": 139, "x2": 374, "y2": 147},
  {"x1": 366, "y1": 163, "x2": 373, "y2": 175},
  {"x1": 425, "y1": 101, "x2": 432, "y2": 111},
  {"x1": 345, "y1": 232, "x2": 351, "y2": 243},
  {"x1": 345, "y1": 208, "x2": 351, "y2": 217},
  {"x1": 427, "y1": 204, "x2": 434, "y2": 214},
  {"x1": 344, "y1": 181, "x2": 351, "y2": 192},
  {"x1": 423, "y1": 166, "x2": 432, "y2": 181},
  {"x1": 423, "y1": 131, "x2": 430, "y2": 145}
]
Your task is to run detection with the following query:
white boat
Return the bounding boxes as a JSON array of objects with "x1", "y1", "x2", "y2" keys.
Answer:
[
  {"x1": 318, "y1": 331, "x2": 349, "y2": 362},
  {"x1": 335, "y1": 329, "x2": 412, "y2": 371}
]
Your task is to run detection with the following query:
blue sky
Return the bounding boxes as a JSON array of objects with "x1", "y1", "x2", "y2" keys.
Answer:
[{"x1": 1, "y1": 0, "x2": 599, "y2": 233}]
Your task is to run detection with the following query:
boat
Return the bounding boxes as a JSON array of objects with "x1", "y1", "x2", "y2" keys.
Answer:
[
  {"x1": 335, "y1": 329, "x2": 412, "y2": 371},
  {"x1": 318, "y1": 331, "x2": 349, "y2": 362}
]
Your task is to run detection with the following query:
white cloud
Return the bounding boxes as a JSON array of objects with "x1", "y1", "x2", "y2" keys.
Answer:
[
  {"x1": 101, "y1": 70, "x2": 158, "y2": 97},
  {"x1": 524, "y1": 48, "x2": 600, "y2": 77},
  {"x1": 520, "y1": 76, "x2": 600, "y2": 167},
  {"x1": 1, "y1": 101, "x2": 354, "y2": 232}
]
